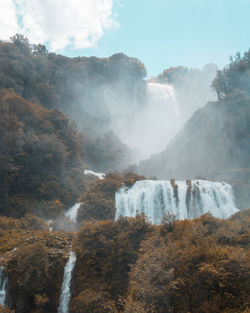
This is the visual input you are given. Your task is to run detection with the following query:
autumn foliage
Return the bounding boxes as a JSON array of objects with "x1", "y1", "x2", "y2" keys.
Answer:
[
  {"x1": 72, "y1": 215, "x2": 153, "y2": 304},
  {"x1": 0, "y1": 224, "x2": 73, "y2": 313},
  {"x1": 0, "y1": 210, "x2": 249, "y2": 313},
  {"x1": 0, "y1": 89, "x2": 85, "y2": 218},
  {"x1": 77, "y1": 173, "x2": 145, "y2": 223},
  {"x1": 125, "y1": 212, "x2": 250, "y2": 313}
]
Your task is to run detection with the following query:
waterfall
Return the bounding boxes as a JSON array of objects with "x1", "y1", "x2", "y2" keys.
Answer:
[
  {"x1": 0, "y1": 266, "x2": 8, "y2": 307},
  {"x1": 115, "y1": 180, "x2": 238, "y2": 224},
  {"x1": 147, "y1": 82, "x2": 179, "y2": 116},
  {"x1": 65, "y1": 203, "x2": 81, "y2": 223},
  {"x1": 125, "y1": 82, "x2": 181, "y2": 157},
  {"x1": 58, "y1": 251, "x2": 76, "y2": 313},
  {"x1": 84, "y1": 169, "x2": 105, "y2": 180}
]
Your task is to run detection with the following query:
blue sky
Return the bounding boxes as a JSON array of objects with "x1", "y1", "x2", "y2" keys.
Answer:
[
  {"x1": 66, "y1": 0, "x2": 250, "y2": 77},
  {"x1": 1, "y1": 0, "x2": 250, "y2": 77}
]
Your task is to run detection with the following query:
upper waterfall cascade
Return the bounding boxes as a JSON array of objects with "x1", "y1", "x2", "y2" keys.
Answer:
[
  {"x1": 114, "y1": 82, "x2": 181, "y2": 158},
  {"x1": 133, "y1": 82, "x2": 180, "y2": 156},
  {"x1": 147, "y1": 82, "x2": 179, "y2": 115},
  {"x1": 115, "y1": 180, "x2": 239, "y2": 224},
  {"x1": 0, "y1": 266, "x2": 8, "y2": 306}
]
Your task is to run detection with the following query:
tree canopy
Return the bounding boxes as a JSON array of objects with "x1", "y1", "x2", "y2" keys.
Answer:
[{"x1": 212, "y1": 50, "x2": 250, "y2": 100}]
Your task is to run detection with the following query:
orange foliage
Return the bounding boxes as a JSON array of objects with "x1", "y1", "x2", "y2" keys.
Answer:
[
  {"x1": 125, "y1": 212, "x2": 250, "y2": 313},
  {"x1": 0, "y1": 89, "x2": 85, "y2": 218},
  {"x1": 70, "y1": 289, "x2": 117, "y2": 313},
  {"x1": 72, "y1": 215, "x2": 152, "y2": 304},
  {"x1": 77, "y1": 173, "x2": 145, "y2": 222}
]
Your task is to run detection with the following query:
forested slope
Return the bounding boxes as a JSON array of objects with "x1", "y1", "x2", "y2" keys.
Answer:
[
  {"x1": 0, "y1": 89, "x2": 85, "y2": 217},
  {"x1": 0, "y1": 34, "x2": 146, "y2": 132},
  {"x1": 0, "y1": 34, "x2": 146, "y2": 173},
  {"x1": 0, "y1": 35, "x2": 148, "y2": 218}
]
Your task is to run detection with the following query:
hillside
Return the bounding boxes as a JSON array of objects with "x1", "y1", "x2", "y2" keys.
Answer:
[
  {"x1": 1, "y1": 210, "x2": 249, "y2": 313},
  {"x1": 0, "y1": 35, "x2": 146, "y2": 135},
  {"x1": 0, "y1": 89, "x2": 86, "y2": 218},
  {"x1": 138, "y1": 92, "x2": 250, "y2": 208},
  {"x1": 0, "y1": 35, "x2": 146, "y2": 172},
  {"x1": 137, "y1": 53, "x2": 250, "y2": 209}
]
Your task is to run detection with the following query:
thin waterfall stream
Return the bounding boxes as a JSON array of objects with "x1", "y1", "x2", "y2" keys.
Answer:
[
  {"x1": 58, "y1": 251, "x2": 76, "y2": 313},
  {"x1": 0, "y1": 266, "x2": 8, "y2": 307}
]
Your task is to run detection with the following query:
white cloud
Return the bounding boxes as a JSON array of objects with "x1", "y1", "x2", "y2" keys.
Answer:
[
  {"x1": 0, "y1": 0, "x2": 118, "y2": 51},
  {"x1": 0, "y1": 0, "x2": 19, "y2": 40}
]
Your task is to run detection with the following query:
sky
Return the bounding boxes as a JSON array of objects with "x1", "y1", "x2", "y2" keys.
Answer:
[{"x1": 1, "y1": 0, "x2": 250, "y2": 77}]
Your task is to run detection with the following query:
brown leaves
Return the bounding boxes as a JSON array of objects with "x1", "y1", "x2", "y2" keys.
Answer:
[
  {"x1": 0, "y1": 89, "x2": 86, "y2": 218},
  {"x1": 70, "y1": 289, "x2": 118, "y2": 313},
  {"x1": 125, "y1": 212, "x2": 250, "y2": 313}
]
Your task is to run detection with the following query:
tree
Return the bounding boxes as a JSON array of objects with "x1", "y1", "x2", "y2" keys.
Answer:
[
  {"x1": 72, "y1": 216, "x2": 152, "y2": 303},
  {"x1": 211, "y1": 70, "x2": 227, "y2": 100},
  {"x1": 70, "y1": 289, "x2": 117, "y2": 313},
  {"x1": 10, "y1": 34, "x2": 31, "y2": 55},
  {"x1": 125, "y1": 215, "x2": 250, "y2": 312},
  {"x1": 212, "y1": 49, "x2": 250, "y2": 100},
  {"x1": 32, "y1": 44, "x2": 48, "y2": 56},
  {"x1": 0, "y1": 305, "x2": 15, "y2": 313}
]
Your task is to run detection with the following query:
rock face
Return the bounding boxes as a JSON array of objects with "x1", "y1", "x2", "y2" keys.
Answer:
[{"x1": 137, "y1": 94, "x2": 250, "y2": 209}]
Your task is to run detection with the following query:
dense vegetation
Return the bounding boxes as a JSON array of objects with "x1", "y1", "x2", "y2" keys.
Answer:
[
  {"x1": 71, "y1": 215, "x2": 153, "y2": 312},
  {"x1": 212, "y1": 50, "x2": 250, "y2": 100},
  {"x1": 0, "y1": 211, "x2": 249, "y2": 313},
  {"x1": 0, "y1": 34, "x2": 146, "y2": 133},
  {"x1": 0, "y1": 216, "x2": 73, "y2": 313},
  {"x1": 0, "y1": 88, "x2": 85, "y2": 218},
  {"x1": 124, "y1": 211, "x2": 250, "y2": 313},
  {"x1": 77, "y1": 173, "x2": 145, "y2": 223},
  {"x1": 0, "y1": 34, "x2": 146, "y2": 177},
  {"x1": 0, "y1": 34, "x2": 149, "y2": 218}
]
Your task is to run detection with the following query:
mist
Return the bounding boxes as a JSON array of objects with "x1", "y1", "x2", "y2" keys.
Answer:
[
  {"x1": 68, "y1": 59, "x2": 217, "y2": 162},
  {"x1": 64, "y1": 51, "x2": 249, "y2": 210}
]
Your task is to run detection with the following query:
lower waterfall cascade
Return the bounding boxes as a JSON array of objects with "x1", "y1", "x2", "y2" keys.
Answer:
[
  {"x1": 0, "y1": 266, "x2": 8, "y2": 307},
  {"x1": 58, "y1": 251, "x2": 76, "y2": 313},
  {"x1": 115, "y1": 180, "x2": 239, "y2": 224}
]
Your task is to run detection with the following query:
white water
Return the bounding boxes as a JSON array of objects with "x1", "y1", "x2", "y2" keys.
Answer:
[
  {"x1": 127, "y1": 82, "x2": 181, "y2": 158},
  {"x1": 65, "y1": 203, "x2": 81, "y2": 223},
  {"x1": 107, "y1": 82, "x2": 181, "y2": 160},
  {"x1": 58, "y1": 251, "x2": 76, "y2": 313},
  {"x1": 0, "y1": 266, "x2": 8, "y2": 306},
  {"x1": 147, "y1": 82, "x2": 179, "y2": 116},
  {"x1": 115, "y1": 180, "x2": 238, "y2": 224},
  {"x1": 46, "y1": 219, "x2": 53, "y2": 231},
  {"x1": 84, "y1": 169, "x2": 105, "y2": 180}
]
